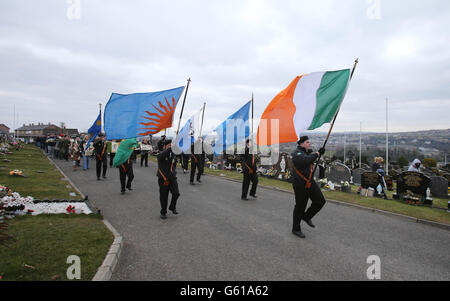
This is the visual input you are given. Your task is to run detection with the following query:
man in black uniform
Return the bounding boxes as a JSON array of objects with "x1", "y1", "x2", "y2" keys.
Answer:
[
  {"x1": 119, "y1": 153, "x2": 134, "y2": 194},
  {"x1": 93, "y1": 133, "x2": 108, "y2": 180},
  {"x1": 241, "y1": 139, "x2": 258, "y2": 200},
  {"x1": 157, "y1": 139, "x2": 180, "y2": 219},
  {"x1": 189, "y1": 139, "x2": 205, "y2": 184},
  {"x1": 291, "y1": 136, "x2": 326, "y2": 238}
]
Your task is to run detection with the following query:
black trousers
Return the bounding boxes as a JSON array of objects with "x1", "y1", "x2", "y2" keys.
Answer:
[
  {"x1": 190, "y1": 159, "x2": 204, "y2": 182},
  {"x1": 158, "y1": 177, "x2": 180, "y2": 214},
  {"x1": 119, "y1": 164, "x2": 134, "y2": 191},
  {"x1": 242, "y1": 172, "x2": 258, "y2": 198},
  {"x1": 292, "y1": 180, "x2": 326, "y2": 231},
  {"x1": 182, "y1": 155, "x2": 190, "y2": 170},
  {"x1": 109, "y1": 153, "x2": 115, "y2": 167},
  {"x1": 96, "y1": 157, "x2": 108, "y2": 178},
  {"x1": 140, "y1": 153, "x2": 148, "y2": 167}
]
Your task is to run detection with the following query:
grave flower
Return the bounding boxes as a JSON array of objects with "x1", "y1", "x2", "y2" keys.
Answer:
[
  {"x1": 9, "y1": 169, "x2": 24, "y2": 177},
  {"x1": 66, "y1": 205, "x2": 76, "y2": 214}
]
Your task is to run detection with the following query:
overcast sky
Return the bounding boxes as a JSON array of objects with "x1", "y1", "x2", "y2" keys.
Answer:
[{"x1": 1, "y1": 0, "x2": 449, "y2": 136}]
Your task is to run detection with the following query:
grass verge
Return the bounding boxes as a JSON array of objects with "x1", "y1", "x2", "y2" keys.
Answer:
[
  {"x1": 0, "y1": 144, "x2": 81, "y2": 200},
  {"x1": 0, "y1": 214, "x2": 113, "y2": 281},
  {"x1": 0, "y1": 144, "x2": 114, "y2": 281}
]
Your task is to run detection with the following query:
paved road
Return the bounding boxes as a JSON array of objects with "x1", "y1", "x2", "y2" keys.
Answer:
[{"x1": 53, "y1": 157, "x2": 450, "y2": 281}]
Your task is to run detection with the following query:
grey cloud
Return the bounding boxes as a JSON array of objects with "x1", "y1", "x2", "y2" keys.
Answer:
[{"x1": 1, "y1": 0, "x2": 449, "y2": 134}]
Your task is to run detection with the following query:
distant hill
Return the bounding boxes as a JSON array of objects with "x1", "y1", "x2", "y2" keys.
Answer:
[{"x1": 277, "y1": 129, "x2": 450, "y2": 158}]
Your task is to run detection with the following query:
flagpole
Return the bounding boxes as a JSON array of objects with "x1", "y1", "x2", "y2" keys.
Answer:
[
  {"x1": 99, "y1": 103, "x2": 102, "y2": 134},
  {"x1": 250, "y1": 93, "x2": 254, "y2": 155},
  {"x1": 199, "y1": 102, "x2": 206, "y2": 138},
  {"x1": 312, "y1": 58, "x2": 359, "y2": 176},
  {"x1": 175, "y1": 78, "x2": 191, "y2": 139},
  {"x1": 386, "y1": 97, "x2": 389, "y2": 175}
]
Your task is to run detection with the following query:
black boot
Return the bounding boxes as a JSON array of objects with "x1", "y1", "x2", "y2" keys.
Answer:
[
  {"x1": 303, "y1": 218, "x2": 316, "y2": 228},
  {"x1": 292, "y1": 229, "x2": 306, "y2": 238}
]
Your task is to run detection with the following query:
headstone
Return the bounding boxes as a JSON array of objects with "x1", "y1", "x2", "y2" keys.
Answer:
[
  {"x1": 444, "y1": 174, "x2": 450, "y2": 187},
  {"x1": 361, "y1": 172, "x2": 381, "y2": 190},
  {"x1": 396, "y1": 172, "x2": 430, "y2": 199},
  {"x1": 352, "y1": 168, "x2": 366, "y2": 185},
  {"x1": 325, "y1": 162, "x2": 351, "y2": 184},
  {"x1": 273, "y1": 153, "x2": 291, "y2": 174},
  {"x1": 313, "y1": 164, "x2": 326, "y2": 180},
  {"x1": 429, "y1": 176, "x2": 448, "y2": 198}
]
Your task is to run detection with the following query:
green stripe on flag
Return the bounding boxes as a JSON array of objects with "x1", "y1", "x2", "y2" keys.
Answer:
[{"x1": 308, "y1": 69, "x2": 351, "y2": 130}]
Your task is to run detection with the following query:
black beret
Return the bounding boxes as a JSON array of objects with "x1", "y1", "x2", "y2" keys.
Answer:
[
  {"x1": 164, "y1": 139, "x2": 172, "y2": 145},
  {"x1": 297, "y1": 136, "x2": 309, "y2": 145}
]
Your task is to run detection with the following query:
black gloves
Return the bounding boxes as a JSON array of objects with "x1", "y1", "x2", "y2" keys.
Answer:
[{"x1": 318, "y1": 147, "x2": 326, "y2": 156}]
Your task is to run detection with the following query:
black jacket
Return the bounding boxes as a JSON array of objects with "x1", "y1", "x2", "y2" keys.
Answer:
[
  {"x1": 241, "y1": 147, "x2": 257, "y2": 173},
  {"x1": 291, "y1": 146, "x2": 318, "y2": 183},
  {"x1": 93, "y1": 140, "x2": 108, "y2": 160},
  {"x1": 157, "y1": 148, "x2": 177, "y2": 180}
]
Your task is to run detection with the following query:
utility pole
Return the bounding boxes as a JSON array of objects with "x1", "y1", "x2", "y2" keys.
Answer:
[
  {"x1": 343, "y1": 134, "x2": 346, "y2": 165},
  {"x1": 386, "y1": 97, "x2": 389, "y2": 175},
  {"x1": 359, "y1": 121, "x2": 362, "y2": 168}
]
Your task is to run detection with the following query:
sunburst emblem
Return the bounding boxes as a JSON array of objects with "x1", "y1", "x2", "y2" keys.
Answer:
[{"x1": 138, "y1": 96, "x2": 177, "y2": 136}]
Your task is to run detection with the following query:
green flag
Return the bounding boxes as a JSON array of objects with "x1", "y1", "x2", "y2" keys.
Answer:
[{"x1": 112, "y1": 138, "x2": 138, "y2": 167}]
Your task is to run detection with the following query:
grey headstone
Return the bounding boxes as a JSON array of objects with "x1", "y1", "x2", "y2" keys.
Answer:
[
  {"x1": 397, "y1": 172, "x2": 430, "y2": 198},
  {"x1": 325, "y1": 162, "x2": 351, "y2": 184},
  {"x1": 352, "y1": 168, "x2": 366, "y2": 185},
  {"x1": 430, "y1": 176, "x2": 448, "y2": 198},
  {"x1": 361, "y1": 172, "x2": 381, "y2": 190},
  {"x1": 443, "y1": 174, "x2": 450, "y2": 187}
]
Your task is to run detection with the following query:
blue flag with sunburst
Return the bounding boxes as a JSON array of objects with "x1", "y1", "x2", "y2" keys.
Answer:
[
  {"x1": 84, "y1": 112, "x2": 101, "y2": 152},
  {"x1": 104, "y1": 86, "x2": 185, "y2": 140}
]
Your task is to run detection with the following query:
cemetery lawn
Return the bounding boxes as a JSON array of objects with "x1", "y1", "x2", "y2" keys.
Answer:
[
  {"x1": 0, "y1": 144, "x2": 82, "y2": 200},
  {"x1": 0, "y1": 144, "x2": 114, "y2": 280},
  {"x1": 0, "y1": 214, "x2": 113, "y2": 281},
  {"x1": 202, "y1": 168, "x2": 450, "y2": 226}
]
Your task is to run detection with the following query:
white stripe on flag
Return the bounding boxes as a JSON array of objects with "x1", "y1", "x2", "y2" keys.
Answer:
[{"x1": 292, "y1": 71, "x2": 325, "y2": 136}]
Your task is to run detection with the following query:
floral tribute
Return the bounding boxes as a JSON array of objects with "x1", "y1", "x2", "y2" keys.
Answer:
[
  {"x1": 0, "y1": 188, "x2": 93, "y2": 216},
  {"x1": 9, "y1": 170, "x2": 24, "y2": 177}
]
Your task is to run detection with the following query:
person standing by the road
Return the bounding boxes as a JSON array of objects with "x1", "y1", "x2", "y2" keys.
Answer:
[
  {"x1": 291, "y1": 136, "x2": 326, "y2": 239},
  {"x1": 157, "y1": 139, "x2": 180, "y2": 219},
  {"x1": 93, "y1": 133, "x2": 108, "y2": 180},
  {"x1": 241, "y1": 139, "x2": 258, "y2": 200}
]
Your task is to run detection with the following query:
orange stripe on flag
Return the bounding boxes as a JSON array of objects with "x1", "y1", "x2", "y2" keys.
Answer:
[{"x1": 257, "y1": 76, "x2": 303, "y2": 146}]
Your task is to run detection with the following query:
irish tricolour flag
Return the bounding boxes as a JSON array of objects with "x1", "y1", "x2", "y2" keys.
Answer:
[{"x1": 257, "y1": 69, "x2": 351, "y2": 146}]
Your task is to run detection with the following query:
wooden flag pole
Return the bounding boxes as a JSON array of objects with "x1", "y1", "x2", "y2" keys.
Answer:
[
  {"x1": 199, "y1": 102, "x2": 206, "y2": 138},
  {"x1": 311, "y1": 59, "x2": 359, "y2": 177},
  {"x1": 175, "y1": 78, "x2": 191, "y2": 139},
  {"x1": 251, "y1": 93, "x2": 254, "y2": 142},
  {"x1": 99, "y1": 103, "x2": 102, "y2": 134}
]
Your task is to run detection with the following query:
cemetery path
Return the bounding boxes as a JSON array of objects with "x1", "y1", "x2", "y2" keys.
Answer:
[{"x1": 53, "y1": 158, "x2": 450, "y2": 281}]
